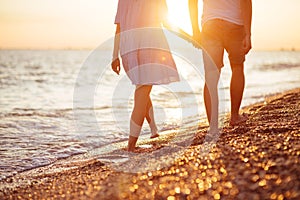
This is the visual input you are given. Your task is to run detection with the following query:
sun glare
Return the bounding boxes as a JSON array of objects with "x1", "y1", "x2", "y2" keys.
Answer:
[{"x1": 166, "y1": 0, "x2": 200, "y2": 35}]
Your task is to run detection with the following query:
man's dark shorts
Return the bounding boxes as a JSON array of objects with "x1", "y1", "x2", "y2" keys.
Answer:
[{"x1": 201, "y1": 19, "x2": 246, "y2": 70}]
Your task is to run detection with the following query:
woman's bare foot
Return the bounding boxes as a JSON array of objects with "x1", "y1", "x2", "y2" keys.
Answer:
[
  {"x1": 127, "y1": 136, "x2": 138, "y2": 152},
  {"x1": 150, "y1": 133, "x2": 159, "y2": 139}
]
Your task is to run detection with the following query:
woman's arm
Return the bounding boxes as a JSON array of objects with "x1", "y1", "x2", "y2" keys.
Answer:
[
  {"x1": 189, "y1": 0, "x2": 201, "y2": 41},
  {"x1": 111, "y1": 24, "x2": 121, "y2": 75},
  {"x1": 162, "y1": 20, "x2": 198, "y2": 47},
  {"x1": 161, "y1": 6, "x2": 200, "y2": 48},
  {"x1": 160, "y1": 0, "x2": 187, "y2": 37}
]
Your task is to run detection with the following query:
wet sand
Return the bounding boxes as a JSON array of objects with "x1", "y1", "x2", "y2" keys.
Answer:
[{"x1": 1, "y1": 88, "x2": 299, "y2": 200}]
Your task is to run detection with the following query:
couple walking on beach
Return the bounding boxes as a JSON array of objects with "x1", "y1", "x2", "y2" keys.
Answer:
[{"x1": 112, "y1": 0, "x2": 252, "y2": 152}]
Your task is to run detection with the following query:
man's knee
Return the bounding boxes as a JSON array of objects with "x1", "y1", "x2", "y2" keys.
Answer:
[{"x1": 231, "y1": 64, "x2": 244, "y2": 74}]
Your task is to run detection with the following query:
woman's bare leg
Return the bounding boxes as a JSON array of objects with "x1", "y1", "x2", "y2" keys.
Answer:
[
  {"x1": 145, "y1": 98, "x2": 159, "y2": 138},
  {"x1": 204, "y1": 68, "x2": 220, "y2": 133},
  {"x1": 128, "y1": 85, "x2": 152, "y2": 151}
]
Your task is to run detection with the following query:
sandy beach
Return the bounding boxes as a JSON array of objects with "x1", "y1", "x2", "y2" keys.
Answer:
[{"x1": 1, "y1": 88, "x2": 299, "y2": 200}]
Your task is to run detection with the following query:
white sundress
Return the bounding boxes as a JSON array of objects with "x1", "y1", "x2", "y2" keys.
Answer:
[{"x1": 115, "y1": 0, "x2": 180, "y2": 85}]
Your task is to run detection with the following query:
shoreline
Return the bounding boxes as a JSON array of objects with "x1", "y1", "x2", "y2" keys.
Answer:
[{"x1": 1, "y1": 88, "x2": 299, "y2": 199}]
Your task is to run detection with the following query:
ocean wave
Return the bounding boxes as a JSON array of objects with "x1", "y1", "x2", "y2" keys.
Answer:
[{"x1": 259, "y1": 63, "x2": 300, "y2": 71}]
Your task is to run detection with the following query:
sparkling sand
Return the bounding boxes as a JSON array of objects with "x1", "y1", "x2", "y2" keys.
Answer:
[{"x1": 1, "y1": 89, "x2": 299, "y2": 200}]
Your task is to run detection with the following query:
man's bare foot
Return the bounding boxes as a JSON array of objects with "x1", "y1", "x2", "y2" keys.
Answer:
[{"x1": 230, "y1": 113, "x2": 248, "y2": 126}]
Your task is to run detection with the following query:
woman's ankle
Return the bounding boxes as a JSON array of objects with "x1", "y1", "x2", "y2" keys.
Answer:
[{"x1": 128, "y1": 136, "x2": 138, "y2": 151}]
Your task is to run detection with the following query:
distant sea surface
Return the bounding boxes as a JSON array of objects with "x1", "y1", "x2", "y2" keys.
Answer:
[{"x1": 0, "y1": 49, "x2": 299, "y2": 180}]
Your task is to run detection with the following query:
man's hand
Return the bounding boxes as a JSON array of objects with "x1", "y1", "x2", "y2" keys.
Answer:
[
  {"x1": 243, "y1": 35, "x2": 252, "y2": 54},
  {"x1": 241, "y1": 0, "x2": 252, "y2": 54},
  {"x1": 111, "y1": 58, "x2": 121, "y2": 75}
]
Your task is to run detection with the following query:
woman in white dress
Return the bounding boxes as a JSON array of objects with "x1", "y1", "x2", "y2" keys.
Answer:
[{"x1": 112, "y1": 0, "x2": 179, "y2": 151}]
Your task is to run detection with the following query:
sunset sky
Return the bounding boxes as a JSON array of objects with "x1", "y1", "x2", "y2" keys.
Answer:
[{"x1": 0, "y1": 0, "x2": 299, "y2": 50}]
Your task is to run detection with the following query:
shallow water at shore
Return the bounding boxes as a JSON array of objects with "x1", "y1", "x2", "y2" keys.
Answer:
[{"x1": 0, "y1": 49, "x2": 299, "y2": 180}]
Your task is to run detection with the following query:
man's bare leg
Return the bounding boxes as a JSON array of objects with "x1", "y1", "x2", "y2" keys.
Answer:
[{"x1": 230, "y1": 65, "x2": 248, "y2": 125}]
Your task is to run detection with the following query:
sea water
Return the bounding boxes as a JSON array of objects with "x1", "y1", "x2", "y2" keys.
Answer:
[{"x1": 0, "y1": 49, "x2": 299, "y2": 179}]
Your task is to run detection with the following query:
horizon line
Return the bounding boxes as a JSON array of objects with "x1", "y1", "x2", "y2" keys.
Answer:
[{"x1": 0, "y1": 46, "x2": 299, "y2": 52}]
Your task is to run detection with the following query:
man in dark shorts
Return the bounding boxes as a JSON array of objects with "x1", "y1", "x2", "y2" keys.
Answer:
[{"x1": 189, "y1": 0, "x2": 252, "y2": 132}]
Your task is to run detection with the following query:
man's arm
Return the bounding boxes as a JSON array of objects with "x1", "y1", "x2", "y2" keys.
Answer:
[
  {"x1": 241, "y1": 0, "x2": 252, "y2": 54},
  {"x1": 189, "y1": 0, "x2": 201, "y2": 41}
]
